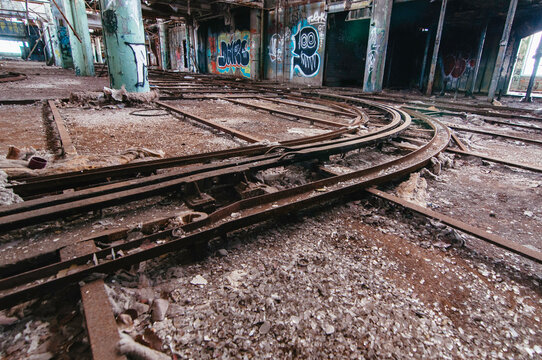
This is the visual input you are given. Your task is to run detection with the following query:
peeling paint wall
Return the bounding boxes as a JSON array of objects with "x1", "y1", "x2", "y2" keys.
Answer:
[
  {"x1": 264, "y1": 2, "x2": 327, "y2": 86},
  {"x1": 169, "y1": 24, "x2": 188, "y2": 71}
]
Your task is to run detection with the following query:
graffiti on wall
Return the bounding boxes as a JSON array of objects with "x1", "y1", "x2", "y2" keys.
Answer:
[
  {"x1": 126, "y1": 42, "x2": 148, "y2": 87},
  {"x1": 290, "y1": 11, "x2": 326, "y2": 78},
  {"x1": 291, "y1": 25, "x2": 320, "y2": 77},
  {"x1": 58, "y1": 26, "x2": 72, "y2": 65},
  {"x1": 268, "y1": 34, "x2": 284, "y2": 63},
  {"x1": 213, "y1": 31, "x2": 251, "y2": 78},
  {"x1": 365, "y1": 28, "x2": 386, "y2": 85}
]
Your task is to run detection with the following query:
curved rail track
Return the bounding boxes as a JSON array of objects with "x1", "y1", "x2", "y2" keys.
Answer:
[{"x1": 1, "y1": 73, "x2": 540, "y2": 315}]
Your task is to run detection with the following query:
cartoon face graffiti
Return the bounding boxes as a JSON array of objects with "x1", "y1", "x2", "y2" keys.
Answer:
[{"x1": 292, "y1": 25, "x2": 320, "y2": 77}]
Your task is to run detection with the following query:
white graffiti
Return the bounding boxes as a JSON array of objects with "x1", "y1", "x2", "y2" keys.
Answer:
[
  {"x1": 126, "y1": 42, "x2": 147, "y2": 87},
  {"x1": 308, "y1": 11, "x2": 327, "y2": 25},
  {"x1": 268, "y1": 34, "x2": 284, "y2": 63}
]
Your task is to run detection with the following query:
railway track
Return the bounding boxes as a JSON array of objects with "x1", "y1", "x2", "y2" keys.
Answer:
[
  {"x1": 1, "y1": 73, "x2": 541, "y2": 360},
  {"x1": 0, "y1": 100, "x2": 445, "y2": 309}
]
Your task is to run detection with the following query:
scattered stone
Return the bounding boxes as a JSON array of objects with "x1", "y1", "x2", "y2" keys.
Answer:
[
  {"x1": 323, "y1": 324, "x2": 335, "y2": 335},
  {"x1": 396, "y1": 172, "x2": 428, "y2": 207},
  {"x1": 259, "y1": 321, "x2": 271, "y2": 335},
  {"x1": 217, "y1": 249, "x2": 228, "y2": 257},
  {"x1": 116, "y1": 313, "x2": 134, "y2": 331},
  {"x1": 118, "y1": 333, "x2": 169, "y2": 360},
  {"x1": 190, "y1": 275, "x2": 208, "y2": 286},
  {"x1": 151, "y1": 299, "x2": 169, "y2": 322}
]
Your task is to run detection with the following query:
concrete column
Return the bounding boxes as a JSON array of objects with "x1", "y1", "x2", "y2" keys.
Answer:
[
  {"x1": 362, "y1": 0, "x2": 393, "y2": 93},
  {"x1": 50, "y1": 0, "x2": 72, "y2": 69},
  {"x1": 468, "y1": 21, "x2": 488, "y2": 96},
  {"x1": 157, "y1": 19, "x2": 169, "y2": 70},
  {"x1": 426, "y1": 0, "x2": 447, "y2": 95},
  {"x1": 250, "y1": 9, "x2": 261, "y2": 80},
  {"x1": 99, "y1": 0, "x2": 149, "y2": 92},
  {"x1": 91, "y1": 39, "x2": 97, "y2": 63},
  {"x1": 94, "y1": 36, "x2": 103, "y2": 63},
  {"x1": 63, "y1": 0, "x2": 95, "y2": 76},
  {"x1": 46, "y1": 24, "x2": 61, "y2": 67},
  {"x1": 488, "y1": 0, "x2": 518, "y2": 101}
]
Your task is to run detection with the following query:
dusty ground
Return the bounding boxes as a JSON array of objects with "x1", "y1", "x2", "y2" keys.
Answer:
[
  {"x1": 165, "y1": 99, "x2": 333, "y2": 142},
  {"x1": 0, "y1": 60, "x2": 108, "y2": 101},
  {"x1": 58, "y1": 105, "x2": 243, "y2": 158},
  {"x1": 0, "y1": 104, "x2": 48, "y2": 152},
  {"x1": 0, "y1": 64, "x2": 541, "y2": 359}
]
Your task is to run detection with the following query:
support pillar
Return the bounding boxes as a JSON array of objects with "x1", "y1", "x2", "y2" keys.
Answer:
[
  {"x1": 426, "y1": 0, "x2": 447, "y2": 96},
  {"x1": 62, "y1": 0, "x2": 94, "y2": 76},
  {"x1": 487, "y1": 0, "x2": 518, "y2": 101},
  {"x1": 91, "y1": 39, "x2": 97, "y2": 63},
  {"x1": 250, "y1": 9, "x2": 262, "y2": 80},
  {"x1": 50, "y1": 0, "x2": 72, "y2": 69},
  {"x1": 522, "y1": 36, "x2": 542, "y2": 102},
  {"x1": 95, "y1": 36, "x2": 103, "y2": 63},
  {"x1": 100, "y1": 0, "x2": 149, "y2": 92},
  {"x1": 157, "y1": 19, "x2": 169, "y2": 70},
  {"x1": 362, "y1": 0, "x2": 393, "y2": 93},
  {"x1": 418, "y1": 28, "x2": 432, "y2": 90},
  {"x1": 468, "y1": 20, "x2": 488, "y2": 96}
]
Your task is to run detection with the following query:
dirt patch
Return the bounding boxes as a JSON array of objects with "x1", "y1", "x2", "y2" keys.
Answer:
[{"x1": 59, "y1": 105, "x2": 242, "y2": 158}]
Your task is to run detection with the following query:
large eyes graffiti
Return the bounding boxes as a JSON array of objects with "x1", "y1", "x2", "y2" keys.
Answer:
[{"x1": 292, "y1": 25, "x2": 320, "y2": 77}]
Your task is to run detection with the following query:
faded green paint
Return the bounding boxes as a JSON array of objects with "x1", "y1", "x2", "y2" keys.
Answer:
[
  {"x1": 100, "y1": 0, "x2": 149, "y2": 93},
  {"x1": 158, "y1": 19, "x2": 169, "y2": 70},
  {"x1": 63, "y1": 0, "x2": 94, "y2": 76},
  {"x1": 47, "y1": 23, "x2": 64, "y2": 67},
  {"x1": 362, "y1": 0, "x2": 393, "y2": 92}
]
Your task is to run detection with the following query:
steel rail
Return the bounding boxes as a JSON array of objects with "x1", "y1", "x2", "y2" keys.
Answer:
[
  {"x1": 222, "y1": 98, "x2": 351, "y2": 128},
  {"x1": 254, "y1": 96, "x2": 354, "y2": 117},
  {"x1": 8, "y1": 95, "x2": 369, "y2": 198},
  {"x1": 404, "y1": 105, "x2": 542, "y2": 131},
  {"x1": 447, "y1": 124, "x2": 542, "y2": 145},
  {"x1": 156, "y1": 100, "x2": 263, "y2": 142},
  {"x1": 0, "y1": 102, "x2": 404, "y2": 231},
  {"x1": 365, "y1": 188, "x2": 542, "y2": 264},
  {"x1": 10, "y1": 128, "x2": 356, "y2": 198},
  {"x1": 0, "y1": 109, "x2": 450, "y2": 310},
  {"x1": 446, "y1": 148, "x2": 542, "y2": 173},
  {"x1": 336, "y1": 91, "x2": 542, "y2": 121}
]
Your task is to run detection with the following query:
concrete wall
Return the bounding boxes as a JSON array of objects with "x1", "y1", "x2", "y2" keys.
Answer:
[
  {"x1": 208, "y1": 29, "x2": 253, "y2": 78},
  {"x1": 264, "y1": 1, "x2": 327, "y2": 86}
]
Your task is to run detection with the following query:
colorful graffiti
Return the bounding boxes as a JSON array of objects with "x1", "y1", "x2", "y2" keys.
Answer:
[
  {"x1": 289, "y1": 9, "x2": 326, "y2": 78},
  {"x1": 215, "y1": 31, "x2": 251, "y2": 78},
  {"x1": 268, "y1": 34, "x2": 284, "y2": 63},
  {"x1": 291, "y1": 24, "x2": 320, "y2": 77}
]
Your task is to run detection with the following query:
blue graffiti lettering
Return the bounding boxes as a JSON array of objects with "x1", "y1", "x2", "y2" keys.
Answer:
[{"x1": 217, "y1": 39, "x2": 250, "y2": 69}]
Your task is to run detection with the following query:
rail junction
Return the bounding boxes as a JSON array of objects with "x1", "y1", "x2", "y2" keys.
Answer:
[{"x1": 0, "y1": 70, "x2": 541, "y2": 359}]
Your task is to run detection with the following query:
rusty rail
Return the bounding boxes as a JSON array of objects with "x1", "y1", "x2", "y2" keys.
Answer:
[
  {"x1": 0, "y1": 108, "x2": 450, "y2": 310},
  {"x1": 366, "y1": 188, "x2": 542, "y2": 264},
  {"x1": 48, "y1": 100, "x2": 78, "y2": 157}
]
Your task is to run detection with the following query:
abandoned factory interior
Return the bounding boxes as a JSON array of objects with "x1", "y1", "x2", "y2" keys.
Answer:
[{"x1": 1, "y1": 0, "x2": 542, "y2": 358}]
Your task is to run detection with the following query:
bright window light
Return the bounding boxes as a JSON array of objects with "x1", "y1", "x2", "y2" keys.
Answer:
[
  {"x1": 0, "y1": 39, "x2": 24, "y2": 56},
  {"x1": 522, "y1": 31, "x2": 542, "y2": 77}
]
